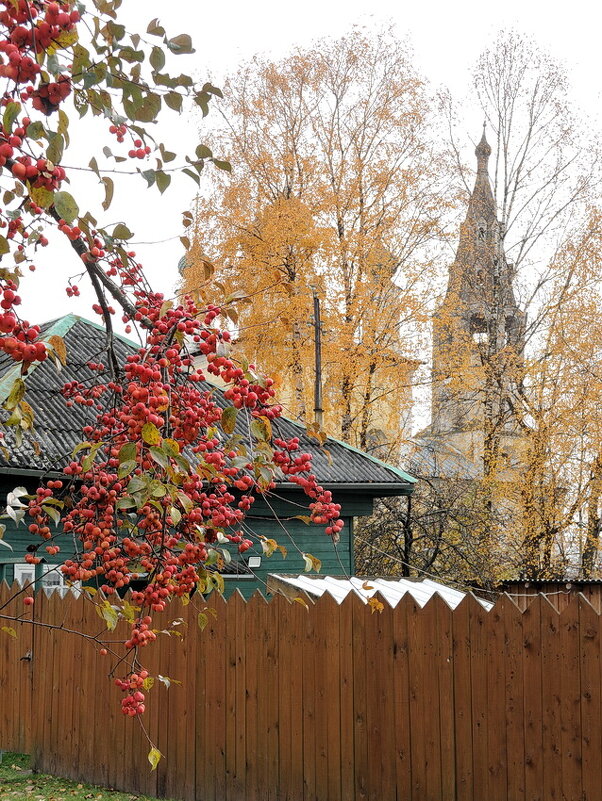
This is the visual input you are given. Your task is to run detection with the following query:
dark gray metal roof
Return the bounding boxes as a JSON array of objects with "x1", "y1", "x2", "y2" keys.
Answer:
[{"x1": 0, "y1": 315, "x2": 415, "y2": 494}]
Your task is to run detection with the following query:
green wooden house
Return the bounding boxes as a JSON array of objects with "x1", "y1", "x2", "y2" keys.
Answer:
[{"x1": 0, "y1": 314, "x2": 415, "y2": 597}]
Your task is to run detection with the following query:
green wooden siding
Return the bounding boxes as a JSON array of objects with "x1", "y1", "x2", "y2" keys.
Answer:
[{"x1": 0, "y1": 476, "x2": 375, "y2": 597}]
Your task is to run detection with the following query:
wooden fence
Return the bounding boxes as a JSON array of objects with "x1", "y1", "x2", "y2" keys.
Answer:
[{"x1": 1, "y1": 580, "x2": 602, "y2": 801}]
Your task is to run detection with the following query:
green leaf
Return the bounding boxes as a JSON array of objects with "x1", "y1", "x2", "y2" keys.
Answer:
[
  {"x1": 118, "y1": 459, "x2": 137, "y2": 478},
  {"x1": 155, "y1": 171, "x2": 171, "y2": 194},
  {"x1": 0, "y1": 235, "x2": 9, "y2": 255},
  {"x1": 46, "y1": 133, "x2": 64, "y2": 165},
  {"x1": 26, "y1": 121, "x2": 45, "y2": 140},
  {"x1": 212, "y1": 158, "x2": 232, "y2": 173},
  {"x1": 128, "y1": 92, "x2": 161, "y2": 123},
  {"x1": 164, "y1": 91, "x2": 182, "y2": 112},
  {"x1": 116, "y1": 496, "x2": 137, "y2": 510},
  {"x1": 148, "y1": 746, "x2": 162, "y2": 771},
  {"x1": 203, "y1": 82, "x2": 223, "y2": 99},
  {"x1": 195, "y1": 144, "x2": 212, "y2": 159},
  {"x1": 147, "y1": 18, "x2": 165, "y2": 37},
  {"x1": 197, "y1": 612, "x2": 208, "y2": 631},
  {"x1": 101, "y1": 176, "x2": 114, "y2": 211},
  {"x1": 42, "y1": 504, "x2": 61, "y2": 526},
  {"x1": 150, "y1": 45, "x2": 165, "y2": 71},
  {"x1": 149, "y1": 446, "x2": 168, "y2": 469},
  {"x1": 113, "y1": 223, "x2": 133, "y2": 240},
  {"x1": 118, "y1": 441, "x2": 137, "y2": 463},
  {"x1": 167, "y1": 34, "x2": 194, "y2": 54},
  {"x1": 182, "y1": 168, "x2": 200, "y2": 186},
  {"x1": 53, "y1": 191, "x2": 79, "y2": 224},
  {"x1": 221, "y1": 406, "x2": 238, "y2": 435},
  {"x1": 250, "y1": 417, "x2": 271, "y2": 442},
  {"x1": 142, "y1": 422, "x2": 161, "y2": 445},
  {"x1": 81, "y1": 442, "x2": 103, "y2": 472},
  {"x1": 2, "y1": 102, "x2": 20, "y2": 135},
  {"x1": 163, "y1": 438, "x2": 180, "y2": 456}
]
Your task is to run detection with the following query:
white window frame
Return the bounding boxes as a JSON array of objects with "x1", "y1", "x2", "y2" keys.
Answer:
[
  {"x1": 40, "y1": 563, "x2": 81, "y2": 598},
  {"x1": 14, "y1": 563, "x2": 36, "y2": 589}
]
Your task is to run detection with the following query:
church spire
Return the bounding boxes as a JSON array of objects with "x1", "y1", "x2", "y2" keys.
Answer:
[{"x1": 475, "y1": 122, "x2": 491, "y2": 172}]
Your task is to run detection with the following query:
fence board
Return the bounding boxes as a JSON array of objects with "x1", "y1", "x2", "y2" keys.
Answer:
[
  {"x1": 522, "y1": 595, "x2": 544, "y2": 801},
  {"x1": 503, "y1": 595, "x2": 525, "y2": 801},
  {"x1": 540, "y1": 596, "x2": 562, "y2": 801},
  {"x1": 559, "y1": 597, "x2": 582, "y2": 801},
  {"x1": 434, "y1": 593, "x2": 456, "y2": 801},
  {"x1": 453, "y1": 594, "x2": 474, "y2": 801},
  {"x1": 578, "y1": 594, "x2": 600, "y2": 801},
  {"x1": 485, "y1": 596, "x2": 507, "y2": 801}
]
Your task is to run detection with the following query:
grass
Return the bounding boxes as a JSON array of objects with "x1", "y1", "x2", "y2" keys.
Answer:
[{"x1": 0, "y1": 754, "x2": 162, "y2": 801}]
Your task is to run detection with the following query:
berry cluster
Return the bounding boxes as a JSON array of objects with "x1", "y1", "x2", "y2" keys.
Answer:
[
  {"x1": 115, "y1": 670, "x2": 148, "y2": 716},
  {"x1": 0, "y1": 280, "x2": 45, "y2": 362}
]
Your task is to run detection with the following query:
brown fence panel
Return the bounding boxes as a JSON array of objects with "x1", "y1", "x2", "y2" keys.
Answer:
[{"x1": 4, "y1": 587, "x2": 602, "y2": 800}]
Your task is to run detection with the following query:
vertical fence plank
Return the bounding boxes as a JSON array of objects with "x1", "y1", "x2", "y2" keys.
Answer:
[
  {"x1": 320, "y1": 593, "x2": 343, "y2": 801},
  {"x1": 339, "y1": 593, "x2": 355, "y2": 801},
  {"x1": 578, "y1": 594, "x2": 600, "y2": 801},
  {"x1": 434, "y1": 593, "x2": 455, "y2": 801},
  {"x1": 469, "y1": 594, "x2": 489, "y2": 801},
  {"x1": 302, "y1": 589, "x2": 317, "y2": 801},
  {"x1": 369, "y1": 595, "x2": 395, "y2": 801},
  {"x1": 351, "y1": 591, "x2": 368, "y2": 801},
  {"x1": 540, "y1": 595, "x2": 562, "y2": 800},
  {"x1": 522, "y1": 595, "x2": 543, "y2": 801},
  {"x1": 502, "y1": 594, "x2": 525, "y2": 801},
  {"x1": 485, "y1": 596, "x2": 507, "y2": 801},
  {"x1": 264, "y1": 591, "x2": 280, "y2": 801},
  {"x1": 453, "y1": 594, "x2": 473, "y2": 801},
  {"x1": 276, "y1": 594, "x2": 293, "y2": 801},
  {"x1": 560, "y1": 597, "x2": 582, "y2": 801},
  {"x1": 412, "y1": 595, "x2": 443, "y2": 801},
  {"x1": 393, "y1": 593, "x2": 411, "y2": 801},
  {"x1": 313, "y1": 593, "x2": 330, "y2": 801},
  {"x1": 406, "y1": 593, "x2": 427, "y2": 801}
]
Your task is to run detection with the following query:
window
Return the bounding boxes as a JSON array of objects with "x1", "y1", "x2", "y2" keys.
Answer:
[
  {"x1": 14, "y1": 563, "x2": 35, "y2": 588},
  {"x1": 477, "y1": 219, "x2": 487, "y2": 242},
  {"x1": 470, "y1": 314, "x2": 488, "y2": 343},
  {"x1": 41, "y1": 563, "x2": 81, "y2": 598}
]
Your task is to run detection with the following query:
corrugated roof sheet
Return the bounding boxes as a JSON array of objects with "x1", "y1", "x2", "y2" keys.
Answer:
[
  {"x1": 269, "y1": 574, "x2": 492, "y2": 610},
  {"x1": 0, "y1": 315, "x2": 415, "y2": 492}
]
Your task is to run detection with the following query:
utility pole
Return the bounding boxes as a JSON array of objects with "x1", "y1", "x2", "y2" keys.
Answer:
[{"x1": 312, "y1": 287, "x2": 324, "y2": 429}]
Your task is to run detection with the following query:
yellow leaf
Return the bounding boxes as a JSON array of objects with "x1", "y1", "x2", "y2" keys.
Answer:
[
  {"x1": 48, "y1": 335, "x2": 67, "y2": 366},
  {"x1": 368, "y1": 597, "x2": 384, "y2": 614},
  {"x1": 147, "y1": 746, "x2": 162, "y2": 771},
  {"x1": 1, "y1": 625, "x2": 16, "y2": 638},
  {"x1": 142, "y1": 422, "x2": 161, "y2": 445}
]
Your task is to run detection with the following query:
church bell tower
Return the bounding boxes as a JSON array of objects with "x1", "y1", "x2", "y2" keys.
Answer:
[{"x1": 429, "y1": 127, "x2": 526, "y2": 471}]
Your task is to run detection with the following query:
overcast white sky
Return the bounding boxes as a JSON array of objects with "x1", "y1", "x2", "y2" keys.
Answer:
[{"x1": 16, "y1": 0, "x2": 602, "y2": 326}]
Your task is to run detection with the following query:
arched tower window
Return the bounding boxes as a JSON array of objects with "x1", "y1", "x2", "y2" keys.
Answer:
[
  {"x1": 470, "y1": 314, "x2": 488, "y2": 343},
  {"x1": 477, "y1": 219, "x2": 487, "y2": 242}
]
